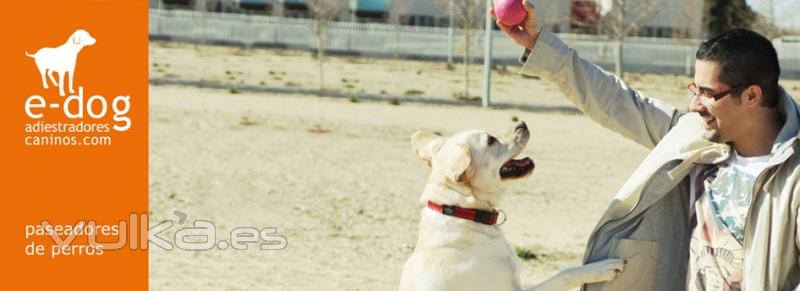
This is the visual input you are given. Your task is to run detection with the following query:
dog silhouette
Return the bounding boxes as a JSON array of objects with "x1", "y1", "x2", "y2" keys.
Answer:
[{"x1": 25, "y1": 29, "x2": 96, "y2": 96}]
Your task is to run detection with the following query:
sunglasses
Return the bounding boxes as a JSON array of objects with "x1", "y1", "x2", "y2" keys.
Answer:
[{"x1": 687, "y1": 83, "x2": 748, "y2": 103}]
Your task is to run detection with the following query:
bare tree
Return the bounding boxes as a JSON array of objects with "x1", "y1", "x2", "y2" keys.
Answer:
[
  {"x1": 669, "y1": 0, "x2": 704, "y2": 76},
  {"x1": 673, "y1": 4, "x2": 703, "y2": 39},
  {"x1": 530, "y1": 0, "x2": 572, "y2": 34},
  {"x1": 751, "y1": 14, "x2": 782, "y2": 39},
  {"x1": 390, "y1": 0, "x2": 413, "y2": 58},
  {"x1": 440, "y1": 0, "x2": 484, "y2": 100},
  {"x1": 777, "y1": 0, "x2": 800, "y2": 36},
  {"x1": 308, "y1": 0, "x2": 347, "y2": 93},
  {"x1": 598, "y1": 0, "x2": 666, "y2": 77}
]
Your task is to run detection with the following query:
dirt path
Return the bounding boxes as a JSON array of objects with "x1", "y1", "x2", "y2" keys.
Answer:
[{"x1": 149, "y1": 85, "x2": 648, "y2": 290}]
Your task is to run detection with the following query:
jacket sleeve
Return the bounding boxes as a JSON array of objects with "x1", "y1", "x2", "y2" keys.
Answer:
[
  {"x1": 518, "y1": 31, "x2": 683, "y2": 149},
  {"x1": 796, "y1": 205, "x2": 800, "y2": 290}
]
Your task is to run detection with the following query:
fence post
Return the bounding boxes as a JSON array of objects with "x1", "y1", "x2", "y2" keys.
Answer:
[
  {"x1": 685, "y1": 47, "x2": 693, "y2": 76},
  {"x1": 482, "y1": 0, "x2": 493, "y2": 108},
  {"x1": 447, "y1": 0, "x2": 454, "y2": 66}
]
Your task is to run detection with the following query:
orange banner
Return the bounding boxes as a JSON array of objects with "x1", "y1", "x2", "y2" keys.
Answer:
[{"x1": 0, "y1": 0, "x2": 148, "y2": 289}]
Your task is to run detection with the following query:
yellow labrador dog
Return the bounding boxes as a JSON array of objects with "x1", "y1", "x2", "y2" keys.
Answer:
[{"x1": 400, "y1": 122, "x2": 624, "y2": 291}]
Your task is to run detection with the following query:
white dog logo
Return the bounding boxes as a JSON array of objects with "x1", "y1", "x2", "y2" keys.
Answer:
[{"x1": 25, "y1": 29, "x2": 96, "y2": 96}]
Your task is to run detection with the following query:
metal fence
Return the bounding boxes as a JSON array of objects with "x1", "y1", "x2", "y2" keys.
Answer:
[{"x1": 149, "y1": 9, "x2": 800, "y2": 78}]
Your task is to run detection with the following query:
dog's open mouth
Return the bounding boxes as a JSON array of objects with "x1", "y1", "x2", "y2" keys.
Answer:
[{"x1": 500, "y1": 157, "x2": 535, "y2": 179}]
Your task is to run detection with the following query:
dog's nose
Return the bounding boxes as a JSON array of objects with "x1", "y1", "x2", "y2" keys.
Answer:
[{"x1": 515, "y1": 122, "x2": 528, "y2": 132}]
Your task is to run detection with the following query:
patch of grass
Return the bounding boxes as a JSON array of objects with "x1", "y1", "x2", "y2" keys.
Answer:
[
  {"x1": 515, "y1": 247, "x2": 539, "y2": 261},
  {"x1": 152, "y1": 63, "x2": 159, "y2": 67},
  {"x1": 164, "y1": 73, "x2": 178, "y2": 78},
  {"x1": 404, "y1": 89, "x2": 424, "y2": 96},
  {"x1": 239, "y1": 116, "x2": 260, "y2": 126},
  {"x1": 511, "y1": 115, "x2": 519, "y2": 122},
  {"x1": 273, "y1": 76, "x2": 283, "y2": 81},
  {"x1": 259, "y1": 81, "x2": 266, "y2": 85},
  {"x1": 521, "y1": 74, "x2": 540, "y2": 80},
  {"x1": 492, "y1": 65, "x2": 510, "y2": 75},
  {"x1": 344, "y1": 83, "x2": 356, "y2": 89},
  {"x1": 388, "y1": 98, "x2": 400, "y2": 106},
  {"x1": 285, "y1": 81, "x2": 300, "y2": 87},
  {"x1": 268, "y1": 70, "x2": 275, "y2": 75},
  {"x1": 348, "y1": 96, "x2": 359, "y2": 103},
  {"x1": 452, "y1": 92, "x2": 481, "y2": 102},
  {"x1": 308, "y1": 124, "x2": 331, "y2": 134},
  {"x1": 341, "y1": 78, "x2": 349, "y2": 83},
  {"x1": 225, "y1": 70, "x2": 232, "y2": 75},
  {"x1": 416, "y1": 69, "x2": 423, "y2": 75},
  {"x1": 228, "y1": 87, "x2": 239, "y2": 94},
  {"x1": 380, "y1": 89, "x2": 387, "y2": 94}
]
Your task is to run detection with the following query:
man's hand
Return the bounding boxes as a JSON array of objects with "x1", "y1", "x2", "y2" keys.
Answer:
[{"x1": 490, "y1": 0, "x2": 541, "y2": 50}]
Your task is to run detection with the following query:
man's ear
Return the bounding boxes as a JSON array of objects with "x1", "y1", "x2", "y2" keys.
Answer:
[
  {"x1": 438, "y1": 143, "x2": 472, "y2": 183},
  {"x1": 742, "y1": 85, "x2": 763, "y2": 107},
  {"x1": 411, "y1": 131, "x2": 446, "y2": 166}
]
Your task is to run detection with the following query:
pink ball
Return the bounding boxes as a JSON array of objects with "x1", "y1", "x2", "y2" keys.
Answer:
[{"x1": 494, "y1": 0, "x2": 527, "y2": 26}]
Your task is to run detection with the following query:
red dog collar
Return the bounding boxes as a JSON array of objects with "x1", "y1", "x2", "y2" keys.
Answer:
[{"x1": 427, "y1": 201, "x2": 505, "y2": 225}]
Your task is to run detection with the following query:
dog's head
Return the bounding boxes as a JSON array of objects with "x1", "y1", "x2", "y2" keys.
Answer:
[
  {"x1": 411, "y1": 122, "x2": 534, "y2": 206},
  {"x1": 71, "y1": 29, "x2": 96, "y2": 47}
]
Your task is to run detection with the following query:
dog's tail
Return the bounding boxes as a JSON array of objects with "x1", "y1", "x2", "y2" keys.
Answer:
[{"x1": 24, "y1": 51, "x2": 35, "y2": 58}]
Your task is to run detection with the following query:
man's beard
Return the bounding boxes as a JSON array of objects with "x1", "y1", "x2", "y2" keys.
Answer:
[{"x1": 704, "y1": 128, "x2": 721, "y2": 143}]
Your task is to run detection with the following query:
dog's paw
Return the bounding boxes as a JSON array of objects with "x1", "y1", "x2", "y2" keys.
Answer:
[{"x1": 579, "y1": 258, "x2": 626, "y2": 283}]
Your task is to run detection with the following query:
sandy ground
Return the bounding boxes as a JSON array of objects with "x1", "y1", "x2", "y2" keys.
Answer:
[{"x1": 148, "y1": 43, "x2": 800, "y2": 291}]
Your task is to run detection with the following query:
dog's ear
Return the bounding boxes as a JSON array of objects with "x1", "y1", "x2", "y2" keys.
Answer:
[
  {"x1": 72, "y1": 35, "x2": 81, "y2": 45},
  {"x1": 411, "y1": 131, "x2": 445, "y2": 167},
  {"x1": 438, "y1": 143, "x2": 472, "y2": 183}
]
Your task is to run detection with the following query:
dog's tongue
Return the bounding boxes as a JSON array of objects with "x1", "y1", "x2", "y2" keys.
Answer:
[{"x1": 505, "y1": 157, "x2": 533, "y2": 167}]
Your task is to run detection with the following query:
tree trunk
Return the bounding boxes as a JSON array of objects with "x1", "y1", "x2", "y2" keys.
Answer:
[
  {"x1": 464, "y1": 29, "x2": 470, "y2": 99},
  {"x1": 395, "y1": 22, "x2": 400, "y2": 59},
  {"x1": 613, "y1": 38, "x2": 623, "y2": 77},
  {"x1": 614, "y1": 0, "x2": 625, "y2": 78},
  {"x1": 316, "y1": 22, "x2": 325, "y2": 93},
  {"x1": 463, "y1": 1, "x2": 471, "y2": 99}
]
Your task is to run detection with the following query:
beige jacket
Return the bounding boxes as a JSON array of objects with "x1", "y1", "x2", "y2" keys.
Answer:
[{"x1": 519, "y1": 31, "x2": 800, "y2": 290}]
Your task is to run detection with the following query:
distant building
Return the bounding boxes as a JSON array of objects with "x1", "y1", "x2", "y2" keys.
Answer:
[
  {"x1": 395, "y1": 0, "x2": 448, "y2": 27},
  {"x1": 596, "y1": 0, "x2": 704, "y2": 38},
  {"x1": 353, "y1": 0, "x2": 390, "y2": 23}
]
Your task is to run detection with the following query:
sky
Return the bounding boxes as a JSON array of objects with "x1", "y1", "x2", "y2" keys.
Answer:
[{"x1": 747, "y1": 0, "x2": 800, "y2": 28}]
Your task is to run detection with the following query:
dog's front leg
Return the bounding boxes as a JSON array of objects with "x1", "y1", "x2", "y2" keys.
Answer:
[
  {"x1": 39, "y1": 69, "x2": 49, "y2": 89},
  {"x1": 57, "y1": 71, "x2": 66, "y2": 96},
  {"x1": 68, "y1": 70, "x2": 75, "y2": 94},
  {"x1": 522, "y1": 259, "x2": 624, "y2": 291}
]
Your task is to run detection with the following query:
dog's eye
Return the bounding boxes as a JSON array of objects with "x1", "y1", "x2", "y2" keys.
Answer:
[{"x1": 487, "y1": 136, "x2": 497, "y2": 146}]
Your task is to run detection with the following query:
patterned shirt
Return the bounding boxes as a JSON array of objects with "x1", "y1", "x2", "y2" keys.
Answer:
[{"x1": 687, "y1": 151, "x2": 771, "y2": 291}]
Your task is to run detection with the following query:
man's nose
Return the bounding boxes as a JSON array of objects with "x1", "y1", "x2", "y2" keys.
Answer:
[{"x1": 689, "y1": 96, "x2": 708, "y2": 115}]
